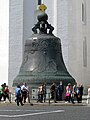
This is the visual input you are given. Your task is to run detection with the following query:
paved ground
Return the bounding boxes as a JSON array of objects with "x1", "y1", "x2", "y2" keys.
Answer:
[
  {"x1": 0, "y1": 98, "x2": 90, "y2": 120},
  {"x1": 0, "y1": 98, "x2": 88, "y2": 106},
  {"x1": 0, "y1": 102, "x2": 90, "y2": 120}
]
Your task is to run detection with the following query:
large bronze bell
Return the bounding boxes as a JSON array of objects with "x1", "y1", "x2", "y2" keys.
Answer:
[{"x1": 13, "y1": 12, "x2": 76, "y2": 86}]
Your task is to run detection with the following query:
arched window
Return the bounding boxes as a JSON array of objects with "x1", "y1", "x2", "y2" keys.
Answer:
[
  {"x1": 81, "y1": 1, "x2": 86, "y2": 24},
  {"x1": 38, "y1": 0, "x2": 41, "y2": 5},
  {"x1": 83, "y1": 37, "x2": 87, "y2": 67}
]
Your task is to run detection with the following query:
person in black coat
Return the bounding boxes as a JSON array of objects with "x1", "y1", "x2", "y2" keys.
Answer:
[
  {"x1": 77, "y1": 84, "x2": 84, "y2": 103},
  {"x1": 50, "y1": 83, "x2": 57, "y2": 103},
  {"x1": 57, "y1": 81, "x2": 64, "y2": 101}
]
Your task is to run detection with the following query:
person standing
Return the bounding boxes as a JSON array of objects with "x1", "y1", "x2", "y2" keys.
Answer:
[
  {"x1": 77, "y1": 84, "x2": 84, "y2": 103},
  {"x1": 43, "y1": 83, "x2": 47, "y2": 102},
  {"x1": 80, "y1": 84, "x2": 84, "y2": 102},
  {"x1": 4, "y1": 85, "x2": 11, "y2": 103},
  {"x1": 0, "y1": 84, "x2": 3, "y2": 101},
  {"x1": 21, "y1": 82, "x2": 28, "y2": 103},
  {"x1": 50, "y1": 83, "x2": 57, "y2": 103},
  {"x1": 57, "y1": 81, "x2": 64, "y2": 101},
  {"x1": 37, "y1": 85, "x2": 43, "y2": 103},
  {"x1": 73, "y1": 84, "x2": 78, "y2": 102},
  {"x1": 87, "y1": 86, "x2": 90, "y2": 105},
  {"x1": 0, "y1": 84, "x2": 6, "y2": 102},
  {"x1": 65, "y1": 83, "x2": 74, "y2": 104},
  {"x1": 15, "y1": 85, "x2": 23, "y2": 106}
]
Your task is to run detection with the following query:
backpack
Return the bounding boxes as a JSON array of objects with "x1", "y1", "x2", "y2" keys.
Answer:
[{"x1": 16, "y1": 88, "x2": 21, "y2": 95}]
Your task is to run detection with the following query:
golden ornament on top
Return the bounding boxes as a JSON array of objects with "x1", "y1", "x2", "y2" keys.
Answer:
[{"x1": 39, "y1": 4, "x2": 47, "y2": 12}]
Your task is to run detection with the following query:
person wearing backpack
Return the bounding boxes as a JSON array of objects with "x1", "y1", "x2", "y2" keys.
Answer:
[{"x1": 15, "y1": 85, "x2": 23, "y2": 106}]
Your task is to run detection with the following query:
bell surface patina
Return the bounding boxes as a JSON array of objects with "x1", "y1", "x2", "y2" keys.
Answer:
[{"x1": 13, "y1": 12, "x2": 76, "y2": 87}]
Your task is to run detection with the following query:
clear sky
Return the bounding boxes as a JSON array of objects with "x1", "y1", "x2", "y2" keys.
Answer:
[{"x1": 0, "y1": 0, "x2": 9, "y2": 85}]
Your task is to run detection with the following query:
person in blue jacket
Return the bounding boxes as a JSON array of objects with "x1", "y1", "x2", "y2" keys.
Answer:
[{"x1": 15, "y1": 85, "x2": 23, "y2": 106}]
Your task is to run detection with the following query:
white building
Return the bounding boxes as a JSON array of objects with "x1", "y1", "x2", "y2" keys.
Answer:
[
  {"x1": 9, "y1": 0, "x2": 36, "y2": 87},
  {"x1": 0, "y1": 0, "x2": 90, "y2": 91},
  {"x1": 68, "y1": 0, "x2": 90, "y2": 91}
]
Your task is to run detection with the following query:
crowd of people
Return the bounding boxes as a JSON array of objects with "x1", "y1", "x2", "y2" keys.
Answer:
[
  {"x1": 1, "y1": 81, "x2": 90, "y2": 106},
  {"x1": 36, "y1": 82, "x2": 64, "y2": 103},
  {"x1": 50, "y1": 81, "x2": 64, "y2": 103},
  {"x1": 65, "y1": 83, "x2": 84, "y2": 104},
  {"x1": 0, "y1": 82, "x2": 29, "y2": 106},
  {"x1": 15, "y1": 82, "x2": 29, "y2": 106},
  {"x1": 37, "y1": 82, "x2": 84, "y2": 104}
]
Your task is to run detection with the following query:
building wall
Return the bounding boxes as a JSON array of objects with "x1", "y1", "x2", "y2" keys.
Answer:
[
  {"x1": 68, "y1": 0, "x2": 82, "y2": 82},
  {"x1": 23, "y1": 0, "x2": 36, "y2": 43},
  {"x1": 0, "y1": 0, "x2": 9, "y2": 85},
  {"x1": 68, "y1": 0, "x2": 90, "y2": 88},
  {"x1": 57, "y1": 0, "x2": 68, "y2": 67},
  {"x1": 86, "y1": 0, "x2": 90, "y2": 85},
  {"x1": 9, "y1": 0, "x2": 37, "y2": 86}
]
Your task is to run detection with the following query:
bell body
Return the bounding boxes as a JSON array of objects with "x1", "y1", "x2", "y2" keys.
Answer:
[
  {"x1": 13, "y1": 33, "x2": 75, "y2": 86},
  {"x1": 13, "y1": 12, "x2": 76, "y2": 86}
]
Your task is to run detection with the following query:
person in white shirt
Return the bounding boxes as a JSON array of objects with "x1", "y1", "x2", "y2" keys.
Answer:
[
  {"x1": 21, "y1": 82, "x2": 28, "y2": 103},
  {"x1": 87, "y1": 86, "x2": 90, "y2": 105}
]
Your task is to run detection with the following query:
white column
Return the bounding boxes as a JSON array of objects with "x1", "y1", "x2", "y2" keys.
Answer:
[
  {"x1": 42, "y1": 0, "x2": 44, "y2": 4},
  {"x1": 0, "y1": 0, "x2": 9, "y2": 85},
  {"x1": 53, "y1": 0, "x2": 57, "y2": 36}
]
